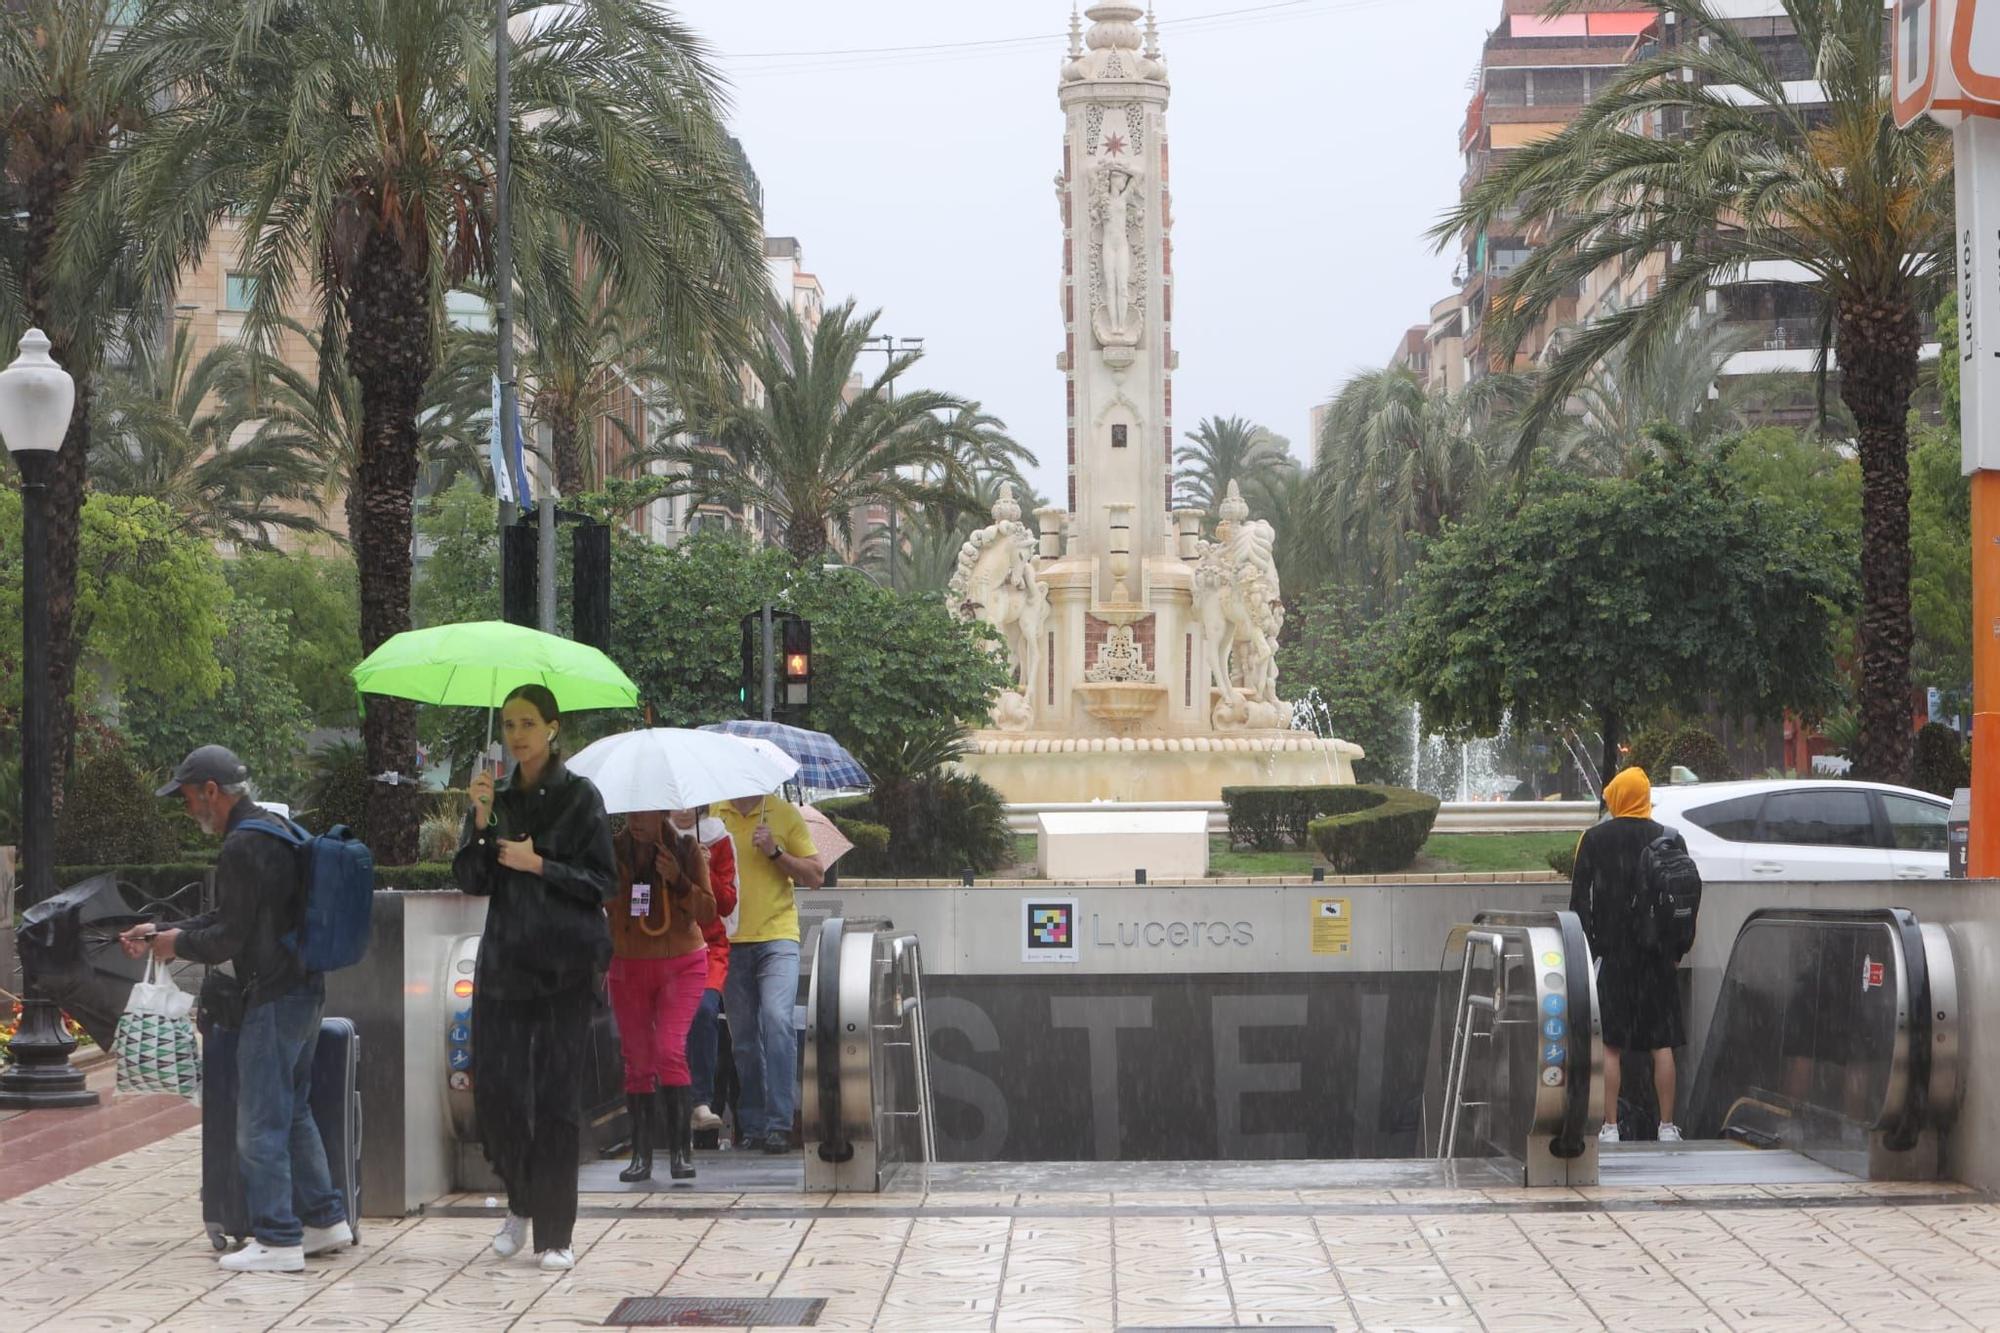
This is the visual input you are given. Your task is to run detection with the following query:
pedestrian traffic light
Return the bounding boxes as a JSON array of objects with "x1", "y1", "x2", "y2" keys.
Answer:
[{"x1": 782, "y1": 617, "x2": 811, "y2": 708}]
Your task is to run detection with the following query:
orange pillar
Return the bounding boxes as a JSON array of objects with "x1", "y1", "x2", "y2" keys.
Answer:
[{"x1": 1974, "y1": 469, "x2": 2000, "y2": 878}]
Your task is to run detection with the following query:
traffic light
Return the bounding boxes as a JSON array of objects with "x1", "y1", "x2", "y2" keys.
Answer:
[{"x1": 781, "y1": 616, "x2": 811, "y2": 708}]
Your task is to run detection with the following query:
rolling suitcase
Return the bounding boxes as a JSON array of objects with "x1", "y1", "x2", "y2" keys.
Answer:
[{"x1": 200, "y1": 1012, "x2": 363, "y2": 1252}]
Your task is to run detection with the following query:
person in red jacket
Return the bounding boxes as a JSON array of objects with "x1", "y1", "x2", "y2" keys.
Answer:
[{"x1": 673, "y1": 807, "x2": 738, "y2": 1137}]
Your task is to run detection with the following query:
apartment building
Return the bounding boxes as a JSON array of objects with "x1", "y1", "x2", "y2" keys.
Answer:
[{"x1": 1442, "y1": 1, "x2": 1662, "y2": 385}]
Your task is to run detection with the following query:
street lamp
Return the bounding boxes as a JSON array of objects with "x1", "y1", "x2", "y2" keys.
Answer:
[
  {"x1": 862, "y1": 333, "x2": 924, "y2": 591},
  {"x1": 0, "y1": 328, "x2": 95, "y2": 1108}
]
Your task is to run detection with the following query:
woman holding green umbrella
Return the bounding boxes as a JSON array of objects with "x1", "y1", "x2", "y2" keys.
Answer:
[{"x1": 453, "y1": 684, "x2": 614, "y2": 1273}]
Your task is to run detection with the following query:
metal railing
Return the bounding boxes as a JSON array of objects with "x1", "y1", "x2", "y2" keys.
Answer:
[
  {"x1": 1425, "y1": 910, "x2": 1601, "y2": 1186},
  {"x1": 803, "y1": 917, "x2": 937, "y2": 1192}
]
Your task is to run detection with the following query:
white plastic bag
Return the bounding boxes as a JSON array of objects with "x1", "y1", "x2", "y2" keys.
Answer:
[{"x1": 112, "y1": 956, "x2": 201, "y2": 1103}]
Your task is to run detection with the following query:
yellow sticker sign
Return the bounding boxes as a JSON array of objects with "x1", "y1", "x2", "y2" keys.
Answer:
[{"x1": 1311, "y1": 897, "x2": 1352, "y2": 955}]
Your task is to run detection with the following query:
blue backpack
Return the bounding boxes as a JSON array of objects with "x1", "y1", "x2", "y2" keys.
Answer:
[{"x1": 242, "y1": 816, "x2": 375, "y2": 973}]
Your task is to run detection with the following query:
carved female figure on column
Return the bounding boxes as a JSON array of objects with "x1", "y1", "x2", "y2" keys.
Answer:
[{"x1": 1091, "y1": 159, "x2": 1142, "y2": 346}]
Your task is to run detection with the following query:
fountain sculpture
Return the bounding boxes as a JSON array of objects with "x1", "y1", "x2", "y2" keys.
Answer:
[{"x1": 948, "y1": 3, "x2": 1360, "y2": 802}]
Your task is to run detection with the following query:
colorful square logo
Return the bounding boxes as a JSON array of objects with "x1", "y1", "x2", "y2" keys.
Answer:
[{"x1": 1020, "y1": 897, "x2": 1080, "y2": 963}]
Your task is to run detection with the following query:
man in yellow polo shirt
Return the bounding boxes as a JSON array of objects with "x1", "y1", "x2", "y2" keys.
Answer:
[{"x1": 718, "y1": 791, "x2": 823, "y2": 1154}]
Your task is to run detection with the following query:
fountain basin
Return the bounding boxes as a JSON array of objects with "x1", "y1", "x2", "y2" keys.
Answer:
[
  {"x1": 960, "y1": 731, "x2": 1363, "y2": 803},
  {"x1": 1073, "y1": 681, "x2": 1168, "y2": 726}
]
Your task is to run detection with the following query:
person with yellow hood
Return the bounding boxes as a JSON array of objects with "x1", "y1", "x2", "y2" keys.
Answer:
[{"x1": 1570, "y1": 766, "x2": 1685, "y2": 1143}]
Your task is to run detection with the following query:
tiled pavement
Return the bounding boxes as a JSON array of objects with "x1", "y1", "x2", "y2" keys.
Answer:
[{"x1": 6, "y1": 1130, "x2": 2000, "y2": 1330}]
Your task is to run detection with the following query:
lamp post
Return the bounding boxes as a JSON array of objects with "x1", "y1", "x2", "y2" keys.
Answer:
[
  {"x1": 0, "y1": 328, "x2": 96, "y2": 1109},
  {"x1": 861, "y1": 333, "x2": 924, "y2": 591}
]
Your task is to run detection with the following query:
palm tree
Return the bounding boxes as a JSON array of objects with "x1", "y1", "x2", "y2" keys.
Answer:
[
  {"x1": 859, "y1": 469, "x2": 1047, "y2": 595},
  {"x1": 1435, "y1": 0, "x2": 1951, "y2": 784},
  {"x1": 508, "y1": 260, "x2": 688, "y2": 497},
  {"x1": 1316, "y1": 367, "x2": 1523, "y2": 603},
  {"x1": 652, "y1": 300, "x2": 978, "y2": 563},
  {"x1": 1554, "y1": 317, "x2": 1779, "y2": 477},
  {"x1": 114, "y1": 0, "x2": 767, "y2": 859},
  {"x1": 2, "y1": 0, "x2": 160, "y2": 795},
  {"x1": 232, "y1": 317, "x2": 492, "y2": 541},
  {"x1": 1174, "y1": 415, "x2": 1297, "y2": 518},
  {"x1": 91, "y1": 319, "x2": 327, "y2": 547}
]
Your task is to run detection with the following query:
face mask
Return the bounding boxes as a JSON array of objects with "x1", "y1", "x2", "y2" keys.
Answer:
[{"x1": 674, "y1": 823, "x2": 697, "y2": 840}]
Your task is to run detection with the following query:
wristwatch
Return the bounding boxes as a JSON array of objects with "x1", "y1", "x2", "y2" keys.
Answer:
[{"x1": 766, "y1": 845, "x2": 783, "y2": 860}]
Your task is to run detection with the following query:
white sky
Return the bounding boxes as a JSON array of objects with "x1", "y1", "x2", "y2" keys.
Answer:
[{"x1": 674, "y1": 0, "x2": 1498, "y2": 503}]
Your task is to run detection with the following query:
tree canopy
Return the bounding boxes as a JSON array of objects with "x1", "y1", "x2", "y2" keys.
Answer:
[{"x1": 1397, "y1": 456, "x2": 1852, "y2": 783}]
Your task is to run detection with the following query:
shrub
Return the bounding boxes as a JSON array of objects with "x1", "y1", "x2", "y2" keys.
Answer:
[
  {"x1": 54, "y1": 863, "x2": 216, "y2": 915},
  {"x1": 302, "y1": 740, "x2": 370, "y2": 846},
  {"x1": 1912, "y1": 722, "x2": 1972, "y2": 798},
  {"x1": 1627, "y1": 724, "x2": 1738, "y2": 784},
  {"x1": 418, "y1": 789, "x2": 471, "y2": 862},
  {"x1": 1306, "y1": 785, "x2": 1441, "y2": 875},
  {"x1": 820, "y1": 807, "x2": 892, "y2": 878},
  {"x1": 820, "y1": 774, "x2": 1011, "y2": 878},
  {"x1": 1546, "y1": 841, "x2": 1578, "y2": 879},
  {"x1": 55, "y1": 746, "x2": 179, "y2": 868},
  {"x1": 1223, "y1": 785, "x2": 1384, "y2": 851},
  {"x1": 373, "y1": 863, "x2": 459, "y2": 892}
]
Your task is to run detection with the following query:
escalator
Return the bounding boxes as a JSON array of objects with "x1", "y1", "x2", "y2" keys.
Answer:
[{"x1": 1424, "y1": 906, "x2": 1961, "y2": 1188}]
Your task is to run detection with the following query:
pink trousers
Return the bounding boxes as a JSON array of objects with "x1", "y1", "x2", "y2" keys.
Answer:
[{"x1": 608, "y1": 951, "x2": 708, "y2": 1093}]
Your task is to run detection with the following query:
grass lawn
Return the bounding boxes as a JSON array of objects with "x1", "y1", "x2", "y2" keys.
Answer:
[{"x1": 1003, "y1": 830, "x2": 1577, "y2": 877}]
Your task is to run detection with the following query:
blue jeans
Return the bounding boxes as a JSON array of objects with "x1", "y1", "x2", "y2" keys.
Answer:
[
  {"x1": 688, "y1": 986, "x2": 722, "y2": 1109},
  {"x1": 723, "y1": 939, "x2": 799, "y2": 1140},
  {"x1": 237, "y1": 978, "x2": 345, "y2": 1248}
]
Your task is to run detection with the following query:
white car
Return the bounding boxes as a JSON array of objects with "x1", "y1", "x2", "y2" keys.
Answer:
[{"x1": 1646, "y1": 779, "x2": 1951, "y2": 882}]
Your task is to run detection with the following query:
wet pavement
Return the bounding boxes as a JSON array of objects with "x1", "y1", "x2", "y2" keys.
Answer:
[{"x1": 3, "y1": 1129, "x2": 1998, "y2": 1330}]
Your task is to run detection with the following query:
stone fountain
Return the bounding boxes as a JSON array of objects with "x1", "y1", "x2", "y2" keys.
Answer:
[{"x1": 944, "y1": 3, "x2": 1360, "y2": 803}]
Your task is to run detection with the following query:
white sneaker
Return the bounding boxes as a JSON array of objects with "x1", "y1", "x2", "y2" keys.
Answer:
[
  {"x1": 690, "y1": 1103, "x2": 723, "y2": 1132},
  {"x1": 1599, "y1": 1122, "x2": 1620, "y2": 1144},
  {"x1": 301, "y1": 1220, "x2": 353, "y2": 1256},
  {"x1": 491, "y1": 1213, "x2": 530, "y2": 1259},
  {"x1": 218, "y1": 1240, "x2": 305, "y2": 1273},
  {"x1": 538, "y1": 1248, "x2": 575, "y2": 1271},
  {"x1": 1658, "y1": 1122, "x2": 1683, "y2": 1143}
]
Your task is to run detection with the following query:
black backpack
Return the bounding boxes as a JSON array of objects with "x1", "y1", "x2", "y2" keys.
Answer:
[{"x1": 1637, "y1": 829, "x2": 1702, "y2": 958}]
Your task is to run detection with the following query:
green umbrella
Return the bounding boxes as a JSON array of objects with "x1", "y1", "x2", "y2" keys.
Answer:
[{"x1": 352, "y1": 621, "x2": 640, "y2": 713}]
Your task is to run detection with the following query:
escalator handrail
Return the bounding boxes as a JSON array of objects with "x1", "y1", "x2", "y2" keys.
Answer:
[
  {"x1": 812, "y1": 916, "x2": 854, "y2": 1164},
  {"x1": 882, "y1": 931, "x2": 938, "y2": 1164},
  {"x1": 1690, "y1": 907, "x2": 1932, "y2": 1148},
  {"x1": 1475, "y1": 909, "x2": 1595, "y2": 1158}
]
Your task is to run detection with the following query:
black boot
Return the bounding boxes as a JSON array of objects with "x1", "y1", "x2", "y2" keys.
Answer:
[
  {"x1": 663, "y1": 1085, "x2": 695, "y2": 1180},
  {"x1": 618, "y1": 1092, "x2": 654, "y2": 1182}
]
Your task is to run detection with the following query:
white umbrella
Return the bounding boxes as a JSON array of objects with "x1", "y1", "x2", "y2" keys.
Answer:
[{"x1": 566, "y1": 727, "x2": 798, "y2": 814}]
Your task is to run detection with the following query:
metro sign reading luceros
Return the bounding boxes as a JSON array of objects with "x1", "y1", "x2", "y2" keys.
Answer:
[{"x1": 1895, "y1": 0, "x2": 2000, "y2": 127}]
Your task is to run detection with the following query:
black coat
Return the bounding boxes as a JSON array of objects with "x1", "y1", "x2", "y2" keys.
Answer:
[
  {"x1": 454, "y1": 758, "x2": 615, "y2": 997},
  {"x1": 1568, "y1": 814, "x2": 1668, "y2": 965},
  {"x1": 175, "y1": 800, "x2": 307, "y2": 1011}
]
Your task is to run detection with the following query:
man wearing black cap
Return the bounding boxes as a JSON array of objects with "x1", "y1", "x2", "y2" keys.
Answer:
[{"x1": 118, "y1": 746, "x2": 351, "y2": 1273}]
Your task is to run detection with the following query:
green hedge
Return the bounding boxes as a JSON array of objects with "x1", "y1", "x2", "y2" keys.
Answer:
[
  {"x1": 1546, "y1": 841, "x2": 1579, "y2": 879},
  {"x1": 1913, "y1": 722, "x2": 1972, "y2": 798},
  {"x1": 1223, "y1": 785, "x2": 1384, "y2": 851},
  {"x1": 1627, "y1": 725, "x2": 1739, "y2": 784},
  {"x1": 48, "y1": 861, "x2": 463, "y2": 900},
  {"x1": 1305, "y1": 785, "x2": 1442, "y2": 874},
  {"x1": 819, "y1": 779, "x2": 1010, "y2": 878}
]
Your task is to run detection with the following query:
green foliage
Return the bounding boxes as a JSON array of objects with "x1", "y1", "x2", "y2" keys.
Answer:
[
  {"x1": 372, "y1": 864, "x2": 459, "y2": 892},
  {"x1": 607, "y1": 529, "x2": 791, "y2": 727},
  {"x1": 818, "y1": 800, "x2": 892, "y2": 877},
  {"x1": 1174, "y1": 415, "x2": 1297, "y2": 518},
  {"x1": 1626, "y1": 725, "x2": 1740, "y2": 784},
  {"x1": 820, "y1": 771, "x2": 1012, "y2": 879},
  {"x1": 1222, "y1": 785, "x2": 1390, "y2": 852},
  {"x1": 1912, "y1": 723, "x2": 1972, "y2": 799},
  {"x1": 54, "y1": 746, "x2": 179, "y2": 868},
  {"x1": 302, "y1": 740, "x2": 371, "y2": 846},
  {"x1": 1397, "y1": 459, "x2": 1851, "y2": 775},
  {"x1": 0, "y1": 491, "x2": 229, "y2": 720},
  {"x1": 1306, "y1": 786, "x2": 1442, "y2": 875},
  {"x1": 1275, "y1": 586, "x2": 1409, "y2": 785},
  {"x1": 227, "y1": 549, "x2": 362, "y2": 727},
  {"x1": 121, "y1": 595, "x2": 315, "y2": 799},
  {"x1": 1547, "y1": 841, "x2": 1579, "y2": 879},
  {"x1": 1909, "y1": 427, "x2": 1972, "y2": 692}
]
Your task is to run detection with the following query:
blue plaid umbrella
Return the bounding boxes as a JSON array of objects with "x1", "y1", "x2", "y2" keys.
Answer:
[{"x1": 699, "y1": 720, "x2": 871, "y2": 791}]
